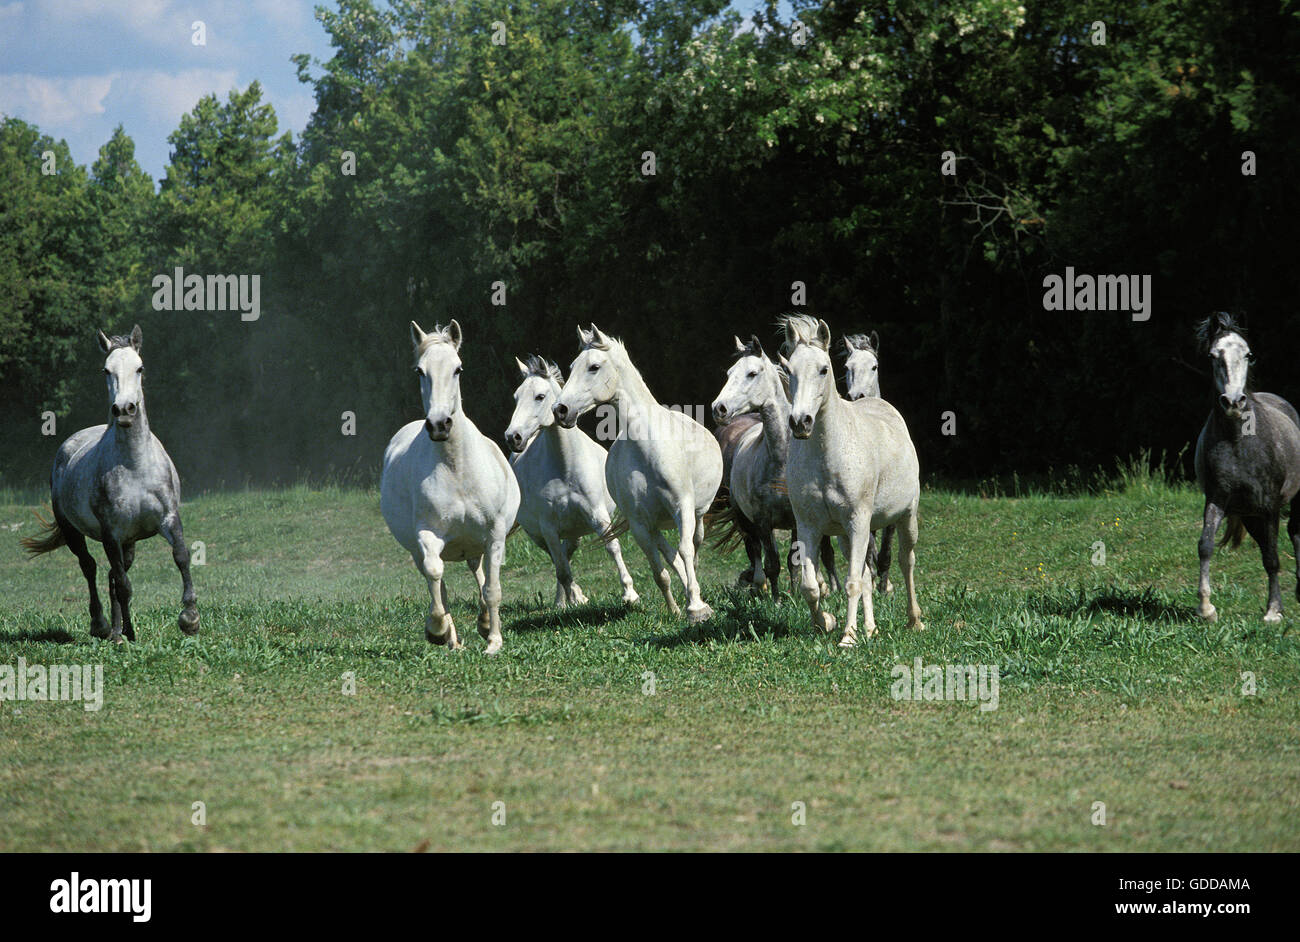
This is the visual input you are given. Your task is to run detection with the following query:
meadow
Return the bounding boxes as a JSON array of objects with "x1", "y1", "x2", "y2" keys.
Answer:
[{"x1": 1, "y1": 474, "x2": 1297, "y2": 852}]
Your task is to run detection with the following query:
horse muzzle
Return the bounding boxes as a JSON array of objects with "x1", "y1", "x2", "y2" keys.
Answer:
[
  {"x1": 711, "y1": 402, "x2": 730, "y2": 425},
  {"x1": 505, "y1": 430, "x2": 526, "y2": 453},
  {"x1": 790, "y1": 414, "x2": 814, "y2": 439},
  {"x1": 426, "y1": 416, "x2": 453, "y2": 441},
  {"x1": 552, "y1": 402, "x2": 578, "y2": 429},
  {"x1": 112, "y1": 402, "x2": 138, "y2": 427},
  {"x1": 1219, "y1": 393, "x2": 1248, "y2": 418}
]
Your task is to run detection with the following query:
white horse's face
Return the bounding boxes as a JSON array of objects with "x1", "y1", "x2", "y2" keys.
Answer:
[
  {"x1": 98, "y1": 327, "x2": 144, "y2": 429},
  {"x1": 411, "y1": 321, "x2": 463, "y2": 441},
  {"x1": 554, "y1": 345, "x2": 617, "y2": 428},
  {"x1": 506, "y1": 372, "x2": 557, "y2": 452},
  {"x1": 844, "y1": 346, "x2": 880, "y2": 401},
  {"x1": 785, "y1": 342, "x2": 834, "y2": 439},
  {"x1": 713, "y1": 350, "x2": 776, "y2": 425},
  {"x1": 1210, "y1": 331, "x2": 1253, "y2": 419}
]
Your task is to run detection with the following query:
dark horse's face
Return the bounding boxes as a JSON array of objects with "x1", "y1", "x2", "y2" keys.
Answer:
[{"x1": 1209, "y1": 330, "x2": 1254, "y2": 420}]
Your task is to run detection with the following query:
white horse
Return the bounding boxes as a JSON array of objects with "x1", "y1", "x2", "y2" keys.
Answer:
[
  {"x1": 844, "y1": 331, "x2": 894, "y2": 593},
  {"x1": 552, "y1": 325, "x2": 723, "y2": 623},
  {"x1": 505, "y1": 355, "x2": 639, "y2": 608},
  {"x1": 710, "y1": 334, "x2": 840, "y2": 598},
  {"x1": 381, "y1": 320, "x2": 520, "y2": 655},
  {"x1": 22, "y1": 325, "x2": 199, "y2": 642},
  {"x1": 782, "y1": 315, "x2": 923, "y2": 646}
]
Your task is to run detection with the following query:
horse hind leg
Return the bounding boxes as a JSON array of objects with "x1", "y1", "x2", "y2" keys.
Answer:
[
  {"x1": 541, "y1": 529, "x2": 573, "y2": 608},
  {"x1": 101, "y1": 534, "x2": 134, "y2": 642},
  {"x1": 1198, "y1": 500, "x2": 1225, "y2": 621},
  {"x1": 417, "y1": 531, "x2": 459, "y2": 649},
  {"x1": 1243, "y1": 514, "x2": 1283, "y2": 623},
  {"x1": 797, "y1": 524, "x2": 836, "y2": 636},
  {"x1": 59, "y1": 512, "x2": 108, "y2": 638},
  {"x1": 632, "y1": 521, "x2": 680, "y2": 616},
  {"x1": 159, "y1": 513, "x2": 199, "y2": 635},
  {"x1": 898, "y1": 506, "x2": 925, "y2": 631},
  {"x1": 592, "y1": 511, "x2": 639, "y2": 605},
  {"x1": 1289, "y1": 492, "x2": 1300, "y2": 603},
  {"x1": 761, "y1": 530, "x2": 781, "y2": 601},
  {"x1": 876, "y1": 525, "x2": 895, "y2": 593}
]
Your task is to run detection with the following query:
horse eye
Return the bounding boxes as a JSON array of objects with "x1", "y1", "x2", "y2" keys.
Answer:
[
  {"x1": 588, "y1": 364, "x2": 599, "y2": 373},
  {"x1": 534, "y1": 394, "x2": 545, "y2": 402},
  {"x1": 820, "y1": 366, "x2": 829, "y2": 375},
  {"x1": 747, "y1": 371, "x2": 758, "y2": 379},
  {"x1": 137, "y1": 367, "x2": 143, "y2": 374},
  {"x1": 454, "y1": 366, "x2": 463, "y2": 376},
  {"x1": 412, "y1": 366, "x2": 421, "y2": 375}
]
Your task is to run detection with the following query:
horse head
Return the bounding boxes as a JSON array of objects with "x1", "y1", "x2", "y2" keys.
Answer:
[
  {"x1": 410, "y1": 319, "x2": 463, "y2": 441},
  {"x1": 97, "y1": 324, "x2": 145, "y2": 429}
]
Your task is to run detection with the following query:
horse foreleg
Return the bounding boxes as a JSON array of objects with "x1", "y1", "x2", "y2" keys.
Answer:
[
  {"x1": 479, "y1": 536, "x2": 507, "y2": 655},
  {"x1": 592, "y1": 512, "x2": 639, "y2": 604},
  {"x1": 562, "y1": 539, "x2": 588, "y2": 605},
  {"x1": 676, "y1": 503, "x2": 712, "y2": 624},
  {"x1": 160, "y1": 513, "x2": 199, "y2": 635},
  {"x1": 1290, "y1": 492, "x2": 1300, "y2": 603},
  {"x1": 632, "y1": 521, "x2": 679, "y2": 616},
  {"x1": 898, "y1": 506, "x2": 924, "y2": 631},
  {"x1": 841, "y1": 522, "x2": 873, "y2": 647},
  {"x1": 59, "y1": 512, "x2": 108, "y2": 638},
  {"x1": 1198, "y1": 500, "x2": 1225, "y2": 621},
  {"x1": 466, "y1": 555, "x2": 490, "y2": 641},
  {"x1": 761, "y1": 529, "x2": 781, "y2": 601},
  {"x1": 1244, "y1": 514, "x2": 1283, "y2": 623},
  {"x1": 101, "y1": 535, "x2": 133, "y2": 642},
  {"x1": 417, "y1": 531, "x2": 458, "y2": 649},
  {"x1": 797, "y1": 524, "x2": 836, "y2": 635},
  {"x1": 541, "y1": 528, "x2": 572, "y2": 608}
]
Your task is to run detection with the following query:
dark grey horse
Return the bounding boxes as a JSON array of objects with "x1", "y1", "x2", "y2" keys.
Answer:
[
  {"x1": 22, "y1": 325, "x2": 198, "y2": 641},
  {"x1": 1193, "y1": 312, "x2": 1300, "y2": 623}
]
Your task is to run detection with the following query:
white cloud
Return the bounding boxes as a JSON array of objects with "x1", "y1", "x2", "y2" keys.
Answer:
[
  {"x1": 110, "y1": 68, "x2": 241, "y2": 126},
  {"x1": 0, "y1": 73, "x2": 113, "y2": 125}
]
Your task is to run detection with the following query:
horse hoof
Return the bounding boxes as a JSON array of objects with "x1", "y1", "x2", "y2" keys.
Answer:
[
  {"x1": 817, "y1": 612, "x2": 837, "y2": 634},
  {"x1": 880, "y1": 580, "x2": 894, "y2": 594},
  {"x1": 622, "y1": 590, "x2": 640, "y2": 606},
  {"x1": 425, "y1": 615, "x2": 455, "y2": 645},
  {"x1": 1264, "y1": 610, "x2": 1283, "y2": 624},
  {"x1": 89, "y1": 620, "x2": 110, "y2": 640},
  {"x1": 571, "y1": 586, "x2": 589, "y2": 605},
  {"x1": 907, "y1": 618, "x2": 925, "y2": 632},
  {"x1": 1198, "y1": 605, "x2": 1218, "y2": 622},
  {"x1": 837, "y1": 634, "x2": 857, "y2": 648},
  {"x1": 178, "y1": 609, "x2": 200, "y2": 635},
  {"x1": 687, "y1": 603, "x2": 714, "y2": 625},
  {"x1": 483, "y1": 638, "x2": 503, "y2": 656}
]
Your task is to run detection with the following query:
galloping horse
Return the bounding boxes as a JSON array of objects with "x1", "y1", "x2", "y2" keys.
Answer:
[
  {"x1": 22, "y1": 325, "x2": 198, "y2": 641},
  {"x1": 381, "y1": 320, "x2": 520, "y2": 654},
  {"x1": 711, "y1": 335, "x2": 840, "y2": 599},
  {"x1": 505, "y1": 355, "x2": 639, "y2": 608},
  {"x1": 553, "y1": 325, "x2": 723, "y2": 623},
  {"x1": 844, "y1": 331, "x2": 894, "y2": 593},
  {"x1": 782, "y1": 315, "x2": 923, "y2": 645},
  {"x1": 1193, "y1": 312, "x2": 1300, "y2": 623}
]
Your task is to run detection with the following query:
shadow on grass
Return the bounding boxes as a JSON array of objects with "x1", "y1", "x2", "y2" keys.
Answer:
[
  {"x1": 506, "y1": 601, "x2": 635, "y2": 634},
  {"x1": 0, "y1": 627, "x2": 80, "y2": 644},
  {"x1": 1027, "y1": 586, "x2": 1198, "y2": 623},
  {"x1": 635, "y1": 589, "x2": 810, "y2": 649}
]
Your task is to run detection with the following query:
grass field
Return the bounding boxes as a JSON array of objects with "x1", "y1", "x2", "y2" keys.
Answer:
[{"x1": 1, "y1": 476, "x2": 1298, "y2": 851}]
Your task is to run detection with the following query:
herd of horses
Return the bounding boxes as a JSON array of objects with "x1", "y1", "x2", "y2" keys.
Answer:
[{"x1": 22, "y1": 312, "x2": 1300, "y2": 654}]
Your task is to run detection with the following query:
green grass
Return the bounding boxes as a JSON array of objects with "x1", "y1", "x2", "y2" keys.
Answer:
[{"x1": 1, "y1": 481, "x2": 1297, "y2": 851}]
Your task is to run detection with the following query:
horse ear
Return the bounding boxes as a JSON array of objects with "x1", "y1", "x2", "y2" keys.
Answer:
[
  {"x1": 843, "y1": 336, "x2": 854, "y2": 355},
  {"x1": 750, "y1": 334, "x2": 764, "y2": 357},
  {"x1": 515, "y1": 356, "x2": 529, "y2": 377},
  {"x1": 733, "y1": 335, "x2": 745, "y2": 352},
  {"x1": 130, "y1": 324, "x2": 142, "y2": 352},
  {"x1": 869, "y1": 330, "x2": 880, "y2": 353},
  {"x1": 778, "y1": 352, "x2": 792, "y2": 372},
  {"x1": 96, "y1": 330, "x2": 112, "y2": 353},
  {"x1": 447, "y1": 319, "x2": 462, "y2": 350},
  {"x1": 410, "y1": 321, "x2": 428, "y2": 346},
  {"x1": 815, "y1": 319, "x2": 831, "y2": 350},
  {"x1": 593, "y1": 324, "x2": 610, "y2": 346}
]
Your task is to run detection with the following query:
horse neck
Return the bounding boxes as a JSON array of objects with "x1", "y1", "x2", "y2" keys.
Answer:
[
  {"x1": 1212, "y1": 396, "x2": 1254, "y2": 442},
  {"x1": 756, "y1": 373, "x2": 791, "y2": 456},
  {"x1": 541, "y1": 418, "x2": 582, "y2": 460},
  {"x1": 111, "y1": 399, "x2": 152, "y2": 465},
  {"x1": 810, "y1": 378, "x2": 850, "y2": 446},
  {"x1": 610, "y1": 353, "x2": 662, "y2": 420}
]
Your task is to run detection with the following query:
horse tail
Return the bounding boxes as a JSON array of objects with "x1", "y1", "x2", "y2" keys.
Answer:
[
  {"x1": 705, "y1": 487, "x2": 749, "y2": 554},
  {"x1": 597, "y1": 512, "x2": 630, "y2": 545},
  {"x1": 20, "y1": 510, "x2": 66, "y2": 558},
  {"x1": 1219, "y1": 515, "x2": 1246, "y2": 549},
  {"x1": 507, "y1": 521, "x2": 522, "y2": 539}
]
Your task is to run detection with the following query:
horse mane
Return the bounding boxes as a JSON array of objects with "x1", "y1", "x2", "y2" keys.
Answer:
[
  {"x1": 778, "y1": 313, "x2": 827, "y2": 351},
  {"x1": 415, "y1": 322, "x2": 460, "y2": 356},
  {"x1": 1195, "y1": 311, "x2": 1245, "y2": 354},
  {"x1": 523, "y1": 354, "x2": 564, "y2": 388},
  {"x1": 843, "y1": 333, "x2": 879, "y2": 360}
]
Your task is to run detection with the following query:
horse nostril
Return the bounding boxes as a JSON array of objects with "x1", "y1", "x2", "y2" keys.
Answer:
[
  {"x1": 555, "y1": 403, "x2": 567, "y2": 418},
  {"x1": 111, "y1": 404, "x2": 120, "y2": 416}
]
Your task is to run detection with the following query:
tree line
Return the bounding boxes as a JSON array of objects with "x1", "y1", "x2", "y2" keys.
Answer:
[{"x1": 2, "y1": 0, "x2": 1297, "y2": 491}]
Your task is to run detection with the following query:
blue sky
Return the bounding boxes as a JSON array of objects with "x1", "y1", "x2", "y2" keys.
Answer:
[{"x1": 0, "y1": 1, "x2": 785, "y2": 183}]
